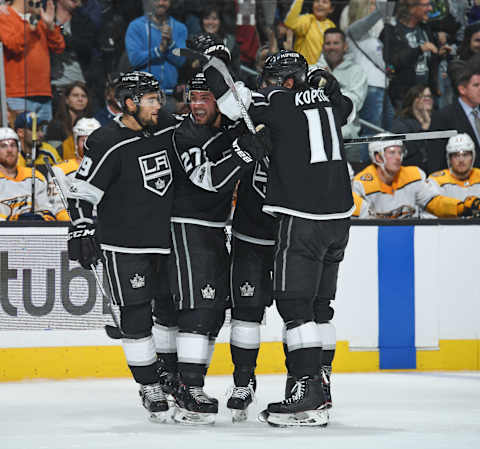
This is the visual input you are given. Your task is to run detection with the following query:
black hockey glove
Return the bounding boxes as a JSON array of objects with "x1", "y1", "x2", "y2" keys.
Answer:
[
  {"x1": 68, "y1": 223, "x2": 101, "y2": 270},
  {"x1": 460, "y1": 196, "x2": 480, "y2": 217},
  {"x1": 307, "y1": 68, "x2": 342, "y2": 102},
  {"x1": 231, "y1": 125, "x2": 272, "y2": 165}
]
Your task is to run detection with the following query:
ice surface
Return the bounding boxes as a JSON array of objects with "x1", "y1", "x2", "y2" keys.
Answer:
[{"x1": 1, "y1": 372, "x2": 479, "y2": 449}]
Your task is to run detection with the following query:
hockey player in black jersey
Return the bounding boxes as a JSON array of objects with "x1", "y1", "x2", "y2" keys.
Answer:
[
  {"x1": 227, "y1": 154, "x2": 276, "y2": 422},
  {"x1": 168, "y1": 71, "x2": 267, "y2": 425},
  {"x1": 202, "y1": 50, "x2": 354, "y2": 427},
  {"x1": 67, "y1": 71, "x2": 181, "y2": 422}
]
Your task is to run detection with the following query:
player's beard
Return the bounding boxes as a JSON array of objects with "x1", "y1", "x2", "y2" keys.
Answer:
[{"x1": 0, "y1": 152, "x2": 18, "y2": 171}]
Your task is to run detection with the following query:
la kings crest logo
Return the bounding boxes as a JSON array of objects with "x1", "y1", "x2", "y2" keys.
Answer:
[
  {"x1": 252, "y1": 158, "x2": 269, "y2": 198},
  {"x1": 138, "y1": 150, "x2": 172, "y2": 196}
]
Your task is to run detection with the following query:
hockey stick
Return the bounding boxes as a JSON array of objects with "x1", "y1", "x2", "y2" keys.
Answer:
[
  {"x1": 30, "y1": 112, "x2": 37, "y2": 213},
  {"x1": 172, "y1": 47, "x2": 257, "y2": 135},
  {"x1": 43, "y1": 157, "x2": 127, "y2": 340},
  {"x1": 344, "y1": 130, "x2": 458, "y2": 145}
]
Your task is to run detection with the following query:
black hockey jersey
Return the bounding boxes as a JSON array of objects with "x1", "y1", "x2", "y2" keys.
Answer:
[
  {"x1": 69, "y1": 114, "x2": 179, "y2": 253},
  {"x1": 172, "y1": 114, "x2": 246, "y2": 226},
  {"x1": 232, "y1": 157, "x2": 276, "y2": 245},
  {"x1": 249, "y1": 86, "x2": 355, "y2": 220}
]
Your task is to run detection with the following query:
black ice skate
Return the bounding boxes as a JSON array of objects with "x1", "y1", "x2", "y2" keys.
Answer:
[
  {"x1": 265, "y1": 375, "x2": 329, "y2": 427},
  {"x1": 257, "y1": 373, "x2": 295, "y2": 423},
  {"x1": 139, "y1": 383, "x2": 169, "y2": 422},
  {"x1": 157, "y1": 367, "x2": 178, "y2": 407},
  {"x1": 322, "y1": 365, "x2": 332, "y2": 409},
  {"x1": 227, "y1": 377, "x2": 256, "y2": 423},
  {"x1": 172, "y1": 384, "x2": 218, "y2": 425}
]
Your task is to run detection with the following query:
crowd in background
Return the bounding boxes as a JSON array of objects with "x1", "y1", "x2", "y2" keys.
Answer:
[{"x1": 1, "y1": 0, "x2": 480, "y2": 220}]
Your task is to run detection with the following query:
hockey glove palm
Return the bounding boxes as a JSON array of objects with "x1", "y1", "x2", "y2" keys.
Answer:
[
  {"x1": 232, "y1": 125, "x2": 272, "y2": 165},
  {"x1": 68, "y1": 223, "x2": 101, "y2": 270},
  {"x1": 459, "y1": 196, "x2": 480, "y2": 217}
]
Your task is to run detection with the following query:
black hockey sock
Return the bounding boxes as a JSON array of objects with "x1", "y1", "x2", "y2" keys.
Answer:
[
  {"x1": 157, "y1": 352, "x2": 177, "y2": 372},
  {"x1": 178, "y1": 362, "x2": 205, "y2": 387},
  {"x1": 129, "y1": 364, "x2": 159, "y2": 385},
  {"x1": 233, "y1": 366, "x2": 256, "y2": 387},
  {"x1": 287, "y1": 347, "x2": 323, "y2": 379},
  {"x1": 283, "y1": 342, "x2": 291, "y2": 374},
  {"x1": 322, "y1": 349, "x2": 335, "y2": 368},
  {"x1": 230, "y1": 344, "x2": 259, "y2": 369}
]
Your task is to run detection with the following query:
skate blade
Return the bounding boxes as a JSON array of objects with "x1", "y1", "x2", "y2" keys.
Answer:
[
  {"x1": 257, "y1": 409, "x2": 269, "y2": 423},
  {"x1": 266, "y1": 409, "x2": 329, "y2": 427},
  {"x1": 231, "y1": 408, "x2": 248, "y2": 423},
  {"x1": 172, "y1": 407, "x2": 216, "y2": 425},
  {"x1": 147, "y1": 410, "x2": 168, "y2": 423}
]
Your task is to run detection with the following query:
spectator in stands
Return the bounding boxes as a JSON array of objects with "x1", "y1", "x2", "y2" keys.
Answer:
[
  {"x1": 458, "y1": 22, "x2": 480, "y2": 61},
  {"x1": 0, "y1": 0, "x2": 65, "y2": 123},
  {"x1": 391, "y1": 84, "x2": 433, "y2": 170},
  {"x1": 380, "y1": 0, "x2": 441, "y2": 110},
  {"x1": 352, "y1": 134, "x2": 480, "y2": 218},
  {"x1": 428, "y1": 133, "x2": 480, "y2": 199},
  {"x1": 427, "y1": 59, "x2": 480, "y2": 173},
  {"x1": 125, "y1": 0, "x2": 187, "y2": 114},
  {"x1": 235, "y1": 0, "x2": 260, "y2": 67},
  {"x1": 48, "y1": 117, "x2": 101, "y2": 219},
  {"x1": 200, "y1": 3, "x2": 241, "y2": 77},
  {"x1": 347, "y1": 1, "x2": 396, "y2": 134},
  {"x1": 50, "y1": 0, "x2": 97, "y2": 111},
  {"x1": 94, "y1": 73, "x2": 122, "y2": 126},
  {"x1": 312, "y1": 28, "x2": 368, "y2": 161},
  {"x1": 14, "y1": 112, "x2": 62, "y2": 176},
  {"x1": 0, "y1": 127, "x2": 66, "y2": 221},
  {"x1": 46, "y1": 81, "x2": 94, "y2": 160},
  {"x1": 284, "y1": 0, "x2": 335, "y2": 65}
]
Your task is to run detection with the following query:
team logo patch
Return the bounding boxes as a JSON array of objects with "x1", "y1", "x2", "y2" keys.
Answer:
[
  {"x1": 252, "y1": 160, "x2": 268, "y2": 198},
  {"x1": 240, "y1": 282, "x2": 255, "y2": 297},
  {"x1": 431, "y1": 170, "x2": 446, "y2": 177},
  {"x1": 201, "y1": 284, "x2": 215, "y2": 300},
  {"x1": 138, "y1": 150, "x2": 172, "y2": 196},
  {"x1": 130, "y1": 273, "x2": 145, "y2": 289},
  {"x1": 360, "y1": 173, "x2": 374, "y2": 181}
]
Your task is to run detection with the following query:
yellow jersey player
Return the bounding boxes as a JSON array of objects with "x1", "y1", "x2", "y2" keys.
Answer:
[
  {"x1": 48, "y1": 118, "x2": 101, "y2": 219},
  {"x1": 428, "y1": 133, "x2": 480, "y2": 200},
  {"x1": 0, "y1": 127, "x2": 64, "y2": 221},
  {"x1": 353, "y1": 134, "x2": 480, "y2": 219}
]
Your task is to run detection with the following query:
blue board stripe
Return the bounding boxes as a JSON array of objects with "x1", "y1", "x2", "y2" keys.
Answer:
[{"x1": 378, "y1": 226, "x2": 416, "y2": 369}]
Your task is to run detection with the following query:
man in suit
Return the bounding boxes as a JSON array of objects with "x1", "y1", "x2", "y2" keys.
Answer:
[{"x1": 427, "y1": 59, "x2": 480, "y2": 174}]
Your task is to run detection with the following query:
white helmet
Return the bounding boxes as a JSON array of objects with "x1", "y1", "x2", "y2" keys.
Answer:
[
  {"x1": 73, "y1": 118, "x2": 101, "y2": 156},
  {"x1": 446, "y1": 133, "x2": 475, "y2": 170},
  {"x1": 368, "y1": 133, "x2": 405, "y2": 167},
  {"x1": 0, "y1": 127, "x2": 21, "y2": 151}
]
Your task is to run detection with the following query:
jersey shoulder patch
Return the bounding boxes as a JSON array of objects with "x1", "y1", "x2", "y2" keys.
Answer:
[{"x1": 430, "y1": 170, "x2": 446, "y2": 178}]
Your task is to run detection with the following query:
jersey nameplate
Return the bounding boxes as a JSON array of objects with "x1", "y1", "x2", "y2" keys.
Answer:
[
  {"x1": 138, "y1": 150, "x2": 173, "y2": 196},
  {"x1": 295, "y1": 88, "x2": 329, "y2": 106}
]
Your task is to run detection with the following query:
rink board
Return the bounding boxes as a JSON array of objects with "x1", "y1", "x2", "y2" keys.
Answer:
[{"x1": 0, "y1": 222, "x2": 479, "y2": 381}]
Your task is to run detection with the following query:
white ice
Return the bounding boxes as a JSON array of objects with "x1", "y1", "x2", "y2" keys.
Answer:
[{"x1": 1, "y1": 372, "x2": 479, "y2": 449}]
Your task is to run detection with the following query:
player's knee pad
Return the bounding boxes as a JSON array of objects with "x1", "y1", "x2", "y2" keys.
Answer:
[
  {"x1": 314, "y1": 299, "x2": 334, "y2": 323},
  {"x1": 152, "y1": 295, "x2": 178, "y2": 327},
  {"x1": 231, "y1": 306, "x2": 265, "y2": 324},
  {"x1": 276, "y1": 298, "x2": 314, "y2": 325},
  {"x1": 120, "y1": 301, "x2": 153, "y2": 338}
]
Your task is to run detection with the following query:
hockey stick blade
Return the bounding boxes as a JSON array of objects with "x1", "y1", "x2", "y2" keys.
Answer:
[
  {"x1": 104, "y1": 324, "x2": 123, "y2": 339},
  {"x1": 344, "y1": 130, "x2": 458, "y2": 145}
]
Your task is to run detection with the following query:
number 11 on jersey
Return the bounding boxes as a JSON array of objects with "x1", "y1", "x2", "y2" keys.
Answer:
[{"x1": 303, "y1": 107, "x2": 341, "y2": 163}]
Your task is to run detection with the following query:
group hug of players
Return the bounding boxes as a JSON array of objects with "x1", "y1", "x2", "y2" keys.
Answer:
[{"x1": 62, "y1": 33, "x2": 479, "y2": 428}]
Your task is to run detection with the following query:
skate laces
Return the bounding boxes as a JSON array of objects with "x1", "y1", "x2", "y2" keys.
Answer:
[
  {"x1": 142, "y1": 383, "x2": 165, "y2": 401},
  {"x1": 283, "y1": 377, "x2": 307, "y2": 405},
  {"x1": 189, "y1": 386, "x2": 213, "y2": 404},
  {"x1": 226, "y1": 378, "x2": 256, "y2": 401}
]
